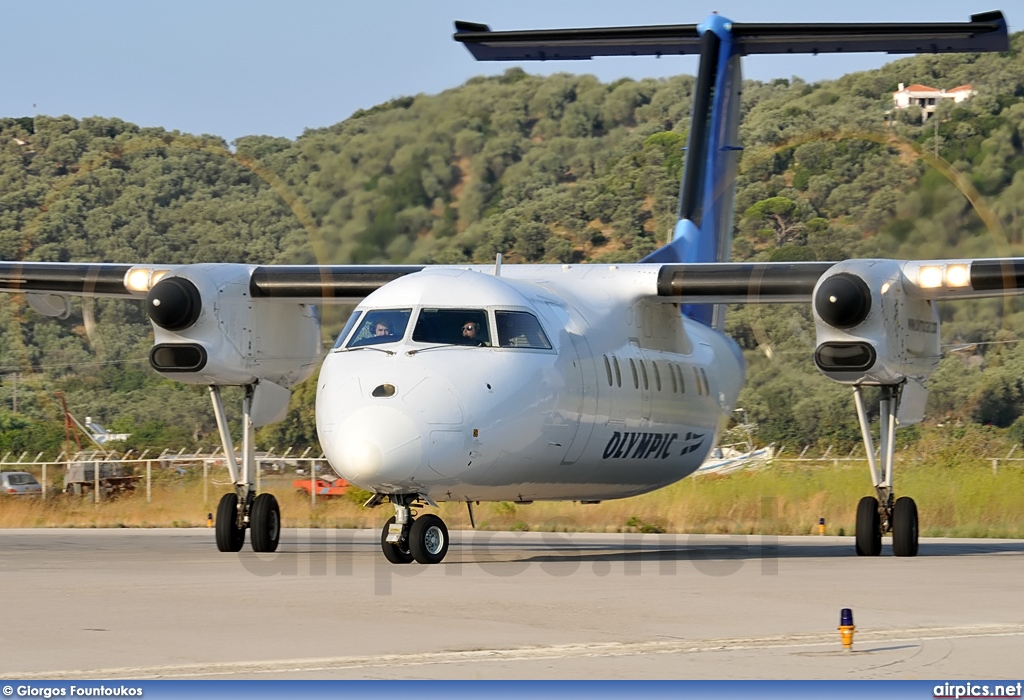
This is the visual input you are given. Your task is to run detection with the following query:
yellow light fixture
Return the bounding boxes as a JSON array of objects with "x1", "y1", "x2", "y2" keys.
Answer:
[
  {"x1": 918, "y1": 266, "x2": 943, "y2": 289},
  {"x1": 945, "y1": 264, "x2": 970, "y2": 287},
  {"x1": 124, "y1": 268, "x2": 152, "y2": 293}
]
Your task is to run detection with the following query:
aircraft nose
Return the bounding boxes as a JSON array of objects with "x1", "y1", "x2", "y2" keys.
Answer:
[{"x1": 334, "y1": 405, "x2": 423, "y2": 484}]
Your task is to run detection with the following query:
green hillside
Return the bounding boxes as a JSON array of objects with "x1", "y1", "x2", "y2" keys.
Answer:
[{"x1": 1, "y1": 33, "x2": 1023, "y2": 455}]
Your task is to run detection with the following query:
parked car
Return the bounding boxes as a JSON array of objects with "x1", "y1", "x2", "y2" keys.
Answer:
[
  {"x1": 1, "y1": 471, "x2": 43, "y2": 496},
  {"x1": 293, "y1": 477, "x2": 349, "y2": 498},
  {"x1": 63, "y1": 462, "x2": 135, "y2": 497}
]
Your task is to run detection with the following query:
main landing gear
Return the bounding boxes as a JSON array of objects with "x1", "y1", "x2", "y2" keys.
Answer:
[
  {"x1": 852, "y1": 385, "x2": 919, "y2": 557},
  {"x1": 210, "y1": 384, "x2": 280, "y2": 553},
  {"x1": 379, "y1": 494, "x2": 450, "y2": 564}
]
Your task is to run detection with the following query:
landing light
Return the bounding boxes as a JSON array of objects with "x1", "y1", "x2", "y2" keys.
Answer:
[
  {"x1": 918, "y1": 266, "x2": 943, "y2": 289},
  {"x1": 125, "y1": 268, "x2": 152, "y2": 293},
  {"x1": 945, "y1": 264, "x2": 970, "y2": 287},
  {"x1": 124, "y1": 267, "x2": 171, "y2": 293}
]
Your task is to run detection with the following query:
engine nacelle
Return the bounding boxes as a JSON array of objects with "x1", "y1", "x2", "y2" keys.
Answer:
[
  {"x1": 812, "y1": 260, "x2": 941, "y2": 387},
  {"x1": 142, "y1": 264, "x2": 322, "y2": 392}
]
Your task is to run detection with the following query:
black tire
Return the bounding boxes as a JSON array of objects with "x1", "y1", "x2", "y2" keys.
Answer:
[
  {"x1": 380, "y1": 515, "x2": 413, "y2": 564},
  {"x1": 215, "y1": 492, "x2": 246, "y2": 552},
  {"x1": 250, "y1": 493, "x2": 281, "y2": 553},
  {"x1": 855, "y1": 495, "x2": 882, "y2": 556},
  {"x1": 409, "y1": 514, "x2": 449, "y2": 565},
  {"x1": 892, "y1": 496, "x2": 919, "y2": 557}
]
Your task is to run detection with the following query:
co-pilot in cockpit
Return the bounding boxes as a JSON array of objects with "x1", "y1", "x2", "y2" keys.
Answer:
[{"x1": 340, "y1": 309, "x2": 412, "y2": 348}]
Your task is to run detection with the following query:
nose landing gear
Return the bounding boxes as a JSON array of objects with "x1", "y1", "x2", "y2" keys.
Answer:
[
  {"x1": 380, "y1": 495, "x2": 450, "y2": 564},
  {"x1": 852, "y1": 385, "x2": 919, "y2": 557}
]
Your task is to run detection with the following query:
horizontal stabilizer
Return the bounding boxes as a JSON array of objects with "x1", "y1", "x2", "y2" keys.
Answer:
[{"x1": 454, "y1": 12, "x2": 1007, "y2": 60}]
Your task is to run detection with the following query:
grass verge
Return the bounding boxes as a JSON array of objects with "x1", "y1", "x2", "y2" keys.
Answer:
[{"x1": 2, "y1": 460, "x2": 1023, "y2": 537}]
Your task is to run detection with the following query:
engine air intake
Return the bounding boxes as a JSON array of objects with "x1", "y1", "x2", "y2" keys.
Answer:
[
  {"x1": 150, "y1": 343, "x2": 207, "y2": 373},
  {"x1": 814, "y1": 342, "x2": 876, "y2": 373}
]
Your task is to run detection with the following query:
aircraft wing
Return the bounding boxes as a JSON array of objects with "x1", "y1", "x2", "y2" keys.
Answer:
[
  {"x1": 655, "y1": 259, "x2": 1024, "y2": 303},
  {"x1": 0, "y1": 261, "x2": 425, "y2": 302},
  {"x1": 453, "y1": 11, "x2": 1007, "y2": 60},
  {"x1": 0, "y1": 262, "x2": 136, "y2": 297},
  {"x1": 5, "y1": 259, "x2": 1024, "y2": 307}
]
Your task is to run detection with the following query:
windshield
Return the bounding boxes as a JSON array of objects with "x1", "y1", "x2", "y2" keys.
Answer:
[
  {"x1": 346, "y1": 309, "x2": 412, "y2": 347},
  {"x1": 7, "y1": 473, "x2": 38, "y2": 486},
  {"x1": 332, "y1": 310, "x2": 363, "y2": 350},
  {"x1": 413, "y1": 309, "x2": 491, "y2": 347},
  {"x1": 495, "y1": 311, "x2": 551, "y2": 349}
]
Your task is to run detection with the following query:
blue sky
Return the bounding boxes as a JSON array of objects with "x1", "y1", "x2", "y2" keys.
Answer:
[{"x1": 1, "y1": 0, "x2": 1014, "y2": 142}]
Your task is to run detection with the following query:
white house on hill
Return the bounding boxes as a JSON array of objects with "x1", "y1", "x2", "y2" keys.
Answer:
[{"x1": 893, "y1": 83, "x2": 975, "y2": 121}]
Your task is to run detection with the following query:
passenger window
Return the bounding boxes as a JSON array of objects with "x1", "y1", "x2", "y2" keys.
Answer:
[
  {"x1": 629, "y1": 359, "x2": 638, "y2": 389},
  {"x1": 639, "y1": 360, "x2": 649, "y2": 391},
  {"x1": 412, "y1": 308, "x2": 491, "y2": 347},
  {"x1": 668, "y1": 362, "x2": 677, "y2": 393},
  {"x1": 693, "y1": 367, "x2": 703, "y2": 395},
  {"x1": 495, "y1": 311, "x2": 552, "y2": 349},
  {"x1": 700, "y1": 368, "x2": 711, "y2": 396},
  {"x1": 612, "y1": 356, "x2": 621, "y2": 387},
  {"x1": 676, "y1": 364, "x2": 686, "y2": 394},
  {"x1": 603, "y1": 356, "x2": 613, "y2": 386},
  {"x1": 346, "y1": 309, "x2": 412, "y2": 347},
  {"x1": 332, "y1": 310, "x2": 363, "y2": 350},
  {"x1": 652, "y1": 362, "x2": 661, "y2": 392}
]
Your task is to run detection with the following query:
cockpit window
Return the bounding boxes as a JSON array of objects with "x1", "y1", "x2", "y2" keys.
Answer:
[
  {"x1": 346, "y1": 309, "x2": 412, "y2": 347},
  {"x1": 495, "y1": 311, "x2": 551, "y2": 349},
  {"x1": 332, "y1": 310, "x2": 363, "y2": 350},
  {"x1": 413, "y1": 309, "x2": 491, "y2": 347}
]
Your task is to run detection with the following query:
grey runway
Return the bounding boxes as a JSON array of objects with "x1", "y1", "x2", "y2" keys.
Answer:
[{"x1": 1, "y1": 529, "x2": 1021, "y2": 679}]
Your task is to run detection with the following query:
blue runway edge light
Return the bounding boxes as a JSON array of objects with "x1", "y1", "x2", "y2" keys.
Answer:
[{"x1": 841, "y1": 608, "x2": 854, "y2": 626}]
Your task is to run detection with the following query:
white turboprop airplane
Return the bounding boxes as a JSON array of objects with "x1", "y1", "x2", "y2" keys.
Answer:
[{"x1": 0, "y1": 11, "x2": 1014, "y2": 563}]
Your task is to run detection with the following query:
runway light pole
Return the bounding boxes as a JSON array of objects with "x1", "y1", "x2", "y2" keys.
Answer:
[{"x1": 839, "y1": 608, "x2": 856, "y2": 651}]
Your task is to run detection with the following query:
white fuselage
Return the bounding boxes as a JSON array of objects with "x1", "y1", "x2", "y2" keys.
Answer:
[{"x1": 315, "y1": 266, "x2": 745, "y2": 502}]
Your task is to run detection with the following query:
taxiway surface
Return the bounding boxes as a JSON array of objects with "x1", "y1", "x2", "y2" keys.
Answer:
[{"x1": 0, "y1": 529, "x2": 1021, "y2": 679}]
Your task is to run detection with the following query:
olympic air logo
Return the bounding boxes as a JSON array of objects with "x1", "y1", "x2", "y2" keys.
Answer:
[{"x1": 601, "y1": 431, "x2": 705, "y2": 460}]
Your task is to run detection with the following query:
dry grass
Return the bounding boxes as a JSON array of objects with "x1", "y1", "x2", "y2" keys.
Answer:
[{"x1": 3, "y1": 461, "x2": 1024, "y2": 537}]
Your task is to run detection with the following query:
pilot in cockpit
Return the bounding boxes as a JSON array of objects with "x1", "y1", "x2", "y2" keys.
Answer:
[
  {"x1": 461, "y1": 320, "x2": 485, "y2": 346},
  {"x1": 374, "y1": 320, "x2": 393, "y2": 337}
]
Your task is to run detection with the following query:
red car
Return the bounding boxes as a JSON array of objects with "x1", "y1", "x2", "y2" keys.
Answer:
[{"x1": 292, "y1": 477, "x2": 349, "y2": 497}]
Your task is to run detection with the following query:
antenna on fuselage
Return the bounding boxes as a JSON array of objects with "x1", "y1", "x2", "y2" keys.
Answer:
[{"x1": 494, "y1": 253, "x2": 502, "y2": 277}]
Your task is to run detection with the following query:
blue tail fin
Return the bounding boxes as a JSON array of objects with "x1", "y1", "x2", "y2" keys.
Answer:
[
  {"x1": 454, "y1": 11, "x2": 1008, "y2": 328},
  {"x1": 641, "y1": 15, "x2": 742, "y2": 328}
]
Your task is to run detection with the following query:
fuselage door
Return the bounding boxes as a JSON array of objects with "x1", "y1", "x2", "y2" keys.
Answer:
[{"x1": 542, "y1": 302, "x2": 597, "y2": 465}]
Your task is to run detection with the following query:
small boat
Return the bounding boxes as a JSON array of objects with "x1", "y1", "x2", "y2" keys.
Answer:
[{"x1": 693, "y1": 444, "x2": 774, "y2": 476}]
